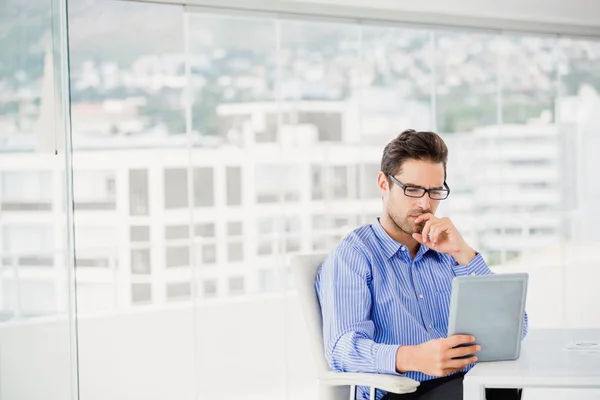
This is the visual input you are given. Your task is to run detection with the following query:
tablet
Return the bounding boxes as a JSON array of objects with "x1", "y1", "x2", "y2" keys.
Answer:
[{"x1": 447, "y1": 273, "x2": 528, "y2": 362}]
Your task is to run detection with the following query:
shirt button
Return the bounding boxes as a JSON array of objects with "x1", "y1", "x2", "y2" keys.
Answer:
[
  {"x1": 470, "y1": 272, "x2": 476, "y2": 276},
  {"x1": 429, "y1": 324, "x2": 433, "y2": 329},
  {"x1": 418, "y1": 294, "x2": 424, "y2": 299},
  {"x1": 400, "y1": 246, "x2": 405, "y2": 251}
]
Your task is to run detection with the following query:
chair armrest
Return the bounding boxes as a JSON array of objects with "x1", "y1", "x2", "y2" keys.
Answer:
[{"x1": 320, "y1": 371, "x2": 420, "y2": 394}]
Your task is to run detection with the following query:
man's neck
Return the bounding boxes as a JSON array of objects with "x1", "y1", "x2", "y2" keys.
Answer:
[{"x1": 379, "y1": 214, "x2": 420, "y2": 258}]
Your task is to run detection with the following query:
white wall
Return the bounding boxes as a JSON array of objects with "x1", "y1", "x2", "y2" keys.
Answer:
[
  {"x1": 0, "y1": 295, "x2": 317, "y2": 400},
  {"x1": 2, "y1": 288, "x2": 600, "y2": 400}
]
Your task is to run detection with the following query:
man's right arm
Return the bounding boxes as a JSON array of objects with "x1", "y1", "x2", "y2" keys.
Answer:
[{"x1": 316, "y1": 245, "x2": 401, "y2": 375}]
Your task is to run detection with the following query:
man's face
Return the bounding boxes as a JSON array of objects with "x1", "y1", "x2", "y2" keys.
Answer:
[{"x1": 378, "y1": 159, "x2": 446, "y2": 236}]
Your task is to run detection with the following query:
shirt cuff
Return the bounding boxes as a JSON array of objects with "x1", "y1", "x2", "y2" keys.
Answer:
[
  {"x1": 452, "y1": 252, "x2": 490, "y2": 277},
  {"x1": 375, "y1": 343, "x2": 402, "y2": 375}
]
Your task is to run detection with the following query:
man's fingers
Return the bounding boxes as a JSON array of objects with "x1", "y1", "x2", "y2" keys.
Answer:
[
  {"x1": 430, "y1": 222, "x2": 450, "y2": 245},
  {"x1": 414, "y1": 213, "x2": 434, "y2": 224},
  {"x1": 422, "y1": 221, "x2": 433, "y2": 243},
  {"x1": 412, "y1": 233, "x2": 425, "y2": 244},
  {"x1": 448, "y1": 344, "x2": 481, "y2": 359},
  {"x1": 446, "y1": 335, "x2": 476, "y2": 347},
  {"x1": 444, "y1": 356, "x2": 478, "y2": 370}
]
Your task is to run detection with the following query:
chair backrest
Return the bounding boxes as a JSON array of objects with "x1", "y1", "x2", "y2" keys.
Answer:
[{"x1": 290, "y1": 253, "x2": 330, "y2": 377}]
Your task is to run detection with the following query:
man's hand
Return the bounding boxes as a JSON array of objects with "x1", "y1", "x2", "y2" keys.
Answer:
[
  {"x1": 412, "y1": 213, "x2": 476, "y2": 265},
  {"x1": 396, "y1": 335, "x2": 480, "y2": 377}
]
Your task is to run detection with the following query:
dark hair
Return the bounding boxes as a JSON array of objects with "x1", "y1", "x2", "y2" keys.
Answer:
[{"x1": 381, "y1": 129, "x2": 448, "y2": 180}]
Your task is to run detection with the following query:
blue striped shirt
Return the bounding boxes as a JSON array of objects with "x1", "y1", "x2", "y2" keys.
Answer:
[{"x1": 315, "y1": 219, "x2": 528, "y2": 400}]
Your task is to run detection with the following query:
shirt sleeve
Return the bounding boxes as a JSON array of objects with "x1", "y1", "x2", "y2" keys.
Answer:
[
  {"x1": 450, "y1": 252, "x2": 529, "y2": 339},
  {"x1": 315, "y1": 244, "x2": 402, "y2": 375}
]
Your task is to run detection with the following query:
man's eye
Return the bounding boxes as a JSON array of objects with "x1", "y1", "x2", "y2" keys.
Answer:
[{"x1": 405, "y1": 187, "x2": 423, "y2": 195}]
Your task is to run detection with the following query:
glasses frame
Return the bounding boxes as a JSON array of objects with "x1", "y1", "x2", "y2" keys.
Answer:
[{"x1": 387, "y1": 174, "x2": 451, "y2": 200}]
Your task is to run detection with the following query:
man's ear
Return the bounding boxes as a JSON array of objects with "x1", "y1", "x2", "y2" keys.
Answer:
[{"x1": 377, "y1": 172, "x2": 389, "y2": 195}]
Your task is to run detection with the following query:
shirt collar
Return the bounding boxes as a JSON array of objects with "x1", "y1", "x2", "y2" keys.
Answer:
[{"x1": 371, "y1": 218, "x2": 437, "y2": 261}]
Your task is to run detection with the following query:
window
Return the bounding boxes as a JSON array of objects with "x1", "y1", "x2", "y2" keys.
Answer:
[
  {"x1": 258, "y1": 269, "x2": 276, "y2": 293},
  {"x1": 129, "y1": 169, "x2": 149, "y2": 215},
  {"x1": 227, "y1": 221, "x2": 243, "y2": 236},
  {"x1": 228, "y1": 276, "x2": 245, "y2": 295},
  {"x1": 131, "y1": 283, "x2": 152, "y2": 304},
  {"x1": 202, "y1": 280, "x2": 218, "y2": 298},
  {"x1": 199, "y1": 244, "x2": 216, "y2": 265},
  {"x1": 166, "y1": 247, "x2": 189, "y2": 268},
  {"x1": 165, "y1": 225, "x2": 189, "y2": 240},
  {"x1": 257, "y1": 218, "x2": 276, "y2": 236},
  {"x1": 0, "y1": 171, "x2": 52, "y2": 211},
  {"x1": 531, "y1": 227, "x2": 555, "y2": 235},
  {"x1": 166, "y1": 282, "x2": 192, "y2": 300},
  {"x1": 311, "y1": 165, "x2": 324, "y2": 200},
  {"x1": 53, "y1": 0, "x2": 600, "y2": 335},
  {"x1": 73, "y1": 171, "x2": 116, "y2": 210},
  {"x1": 193, "y1": 167, "x2": 214, "y2": 207},
  {"x1": 227, "y1": 242, "x2": 244, "y2": 262},
  {"x1": 285, "y1": 238, "x2": 301, "y2": 253},
  {"x1": 195, "y1": 223, "x2": 215, "y2": 238},
  {"x1": 257, "y1": 239, "x2": 275, "y2": 256},
  {"x1": 2, "y1": 226, "x2": 53, "y2": 267},
  {"x1": 130, "y1": 226, "x2": 150, "y2": 242},
  {"x1": 255, "y1": 165, "x2": 301, "y2": 203},
  {"x1": 164, "y1": 169, "x2": 188, "y2": 209},
  {"x1": 131, "y1": 249, "x2": 151, "y2": 274},
  {"x1": 226, "y1": 167, "x2": 242, "y2": 206},
  {"x1": 332, "y1": 166, "x2": 348, "y2": 198}
]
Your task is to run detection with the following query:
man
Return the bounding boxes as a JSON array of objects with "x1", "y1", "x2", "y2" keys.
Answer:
[{"x1": 315, "y1": 129, "x2": 527, "y2": 400}]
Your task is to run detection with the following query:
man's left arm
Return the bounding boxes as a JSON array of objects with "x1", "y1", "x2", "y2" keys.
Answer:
[{"x1": 412, "y1": 213, "x2": 529, "y2": 339}]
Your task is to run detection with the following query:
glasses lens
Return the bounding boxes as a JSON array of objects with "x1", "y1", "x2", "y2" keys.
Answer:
[
  {"x1": 429, "y1": 190, "x2": 449, "y2": 200},
  {"x1": 404, "y1": 187, "x2": 426, "y2": 197}
]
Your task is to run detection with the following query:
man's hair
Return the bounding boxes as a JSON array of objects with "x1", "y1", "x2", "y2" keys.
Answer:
[{"x1": 381, "y1": 129, "x2": 449, "y2": 180}]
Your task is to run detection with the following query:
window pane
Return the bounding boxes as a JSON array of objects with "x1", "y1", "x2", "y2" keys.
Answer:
[
  {"x1": 166, "y1": 282, "x2": 191, "y2": 300},
  {"x1": 255, "y1": 165, "x2": 301, "y2": 203},
  {"x1": 2, "y1": 226, "x2": 53, "y2": 266},
  {"x1": 202, "y1": 280, "x2": 218, "y2": 298},
  {"x1": 131, "y1": 249, "x2": 151, "y2": 274},
  {"x1": 0, "y1": 171, "x2": 53, "y2": 211},
  {"x1": 129, "y1": 169, "x2": 149, "y2": 216},
  {"x1": 193, "y1": 167, "x2": 214, "y2": 207},
  {"x1": 166, "y1": 246, "x2": 189, "y2": 268},
  {"x1": 130, "y1": 226, "x2": 150, "y2": 242},
  {"x1": 131, "y1": 283, "x2": 152, "y2": 304},
  {"x1": 227, "y1": 221, "x2": 243, "y2": 236},
  {"x1": 164, "y1": 169, "x2": 188, "y2": 209},
  {"x1": 226, "y1": 166, "x2": 242, "y2": 206},
  {"x1": 165, "y1": 225, "x2": 189, "y2": 240},
  {"x1": 258, "y1": 269, "x2": 276, "y2": 293},
  {"x1": 227, "y1": 242, "x2": 243, "y2": 262},
  {"x1": 228, "y1": 276, "x2": 244, "y2": 295},
  {"x1": 73, "y1": 170, "x2": 116, "y2": 210},
  {"x1": 200, "y1": 244, "x2": 216, "y2": 265},
  {"x1": 195, "y1": 223, "x2": 215, "y2": 238}
]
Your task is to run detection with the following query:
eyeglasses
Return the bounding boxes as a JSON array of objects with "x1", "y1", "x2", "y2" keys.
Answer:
[{"x1": 387, "y1": 174, "x2": 450, "y2": 200}]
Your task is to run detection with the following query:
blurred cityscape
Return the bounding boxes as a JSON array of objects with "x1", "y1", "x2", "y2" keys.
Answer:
[{"x1": 1, "y1": 0, "x2": 600, "y2": 321}]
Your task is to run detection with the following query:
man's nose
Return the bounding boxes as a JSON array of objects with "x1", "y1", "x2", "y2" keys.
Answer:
[{"x1": 417, "y1": 194, "x2": 431, "y2": 210}]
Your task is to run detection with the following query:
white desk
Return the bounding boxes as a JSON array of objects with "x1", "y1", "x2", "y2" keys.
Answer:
[{"x1": 463, "y1": 329, "x2": 600, "y2": 400}]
